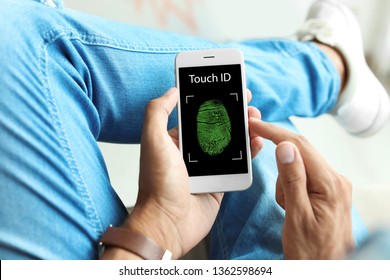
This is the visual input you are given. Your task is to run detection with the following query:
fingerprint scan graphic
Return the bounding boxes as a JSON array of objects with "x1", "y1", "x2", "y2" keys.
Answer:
[{"x1": 197, "y1": 100, "x2": 231, "y2": 156}]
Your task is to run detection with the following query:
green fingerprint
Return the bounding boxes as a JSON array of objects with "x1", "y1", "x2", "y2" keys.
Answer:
[{"x1": 197, "y1": 100, "x2": 231, "y2": 156}]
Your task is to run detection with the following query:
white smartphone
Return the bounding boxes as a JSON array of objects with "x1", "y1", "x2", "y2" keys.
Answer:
[{"x1": 175, "y1": 48, "x2": 252, "y2": 193}]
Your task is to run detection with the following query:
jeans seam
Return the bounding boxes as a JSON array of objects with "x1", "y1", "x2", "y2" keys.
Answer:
[
  {"x1": 42, "y1": 28, "x2": 216, "y2": 53},
  {"x1": 270, "y1": 40, "x2": 304, "y2": 58},
  {"x1": 39, "y1": 32, "x2": 104, "y2": 237},
  {"x1": 215, "y1": 215, "x2": 229, "y2": 259}
]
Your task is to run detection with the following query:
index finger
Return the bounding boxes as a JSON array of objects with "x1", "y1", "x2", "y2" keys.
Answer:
[{"x1": 249, "y1": 118, "x2": 334, "y2": 174}]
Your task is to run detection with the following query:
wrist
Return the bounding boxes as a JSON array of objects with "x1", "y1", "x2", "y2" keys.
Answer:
[
  {"x1": 100, "y1": 244, "x2": 143, "y2": 260},
  {"x1": 123, "y1": 201, "x2": 183, "y2": 259},
  {"x1": 99, "y1": 225, "x2": 172, "y2": 260}
]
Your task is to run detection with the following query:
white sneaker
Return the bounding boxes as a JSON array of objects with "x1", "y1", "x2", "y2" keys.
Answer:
[{"x1": 297, "y1": 0, "x2": 390, "y2": 137}]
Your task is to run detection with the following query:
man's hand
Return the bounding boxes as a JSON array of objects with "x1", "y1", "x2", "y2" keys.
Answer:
[
  {"x1": 250, "y1": 118, "x2": 354, "y2": 259},
  {"x1": 119, "y1": 88, "x2": 262, "y2": 259},
  {"x1": 126, "y1": 87, "x2": 219, "y2": 259}
]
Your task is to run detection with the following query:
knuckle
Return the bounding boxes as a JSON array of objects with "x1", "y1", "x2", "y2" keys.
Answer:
[
  {"x1": 292, "y1": 134, "x2": 311, "y2": 147},
  {"x1": 338, "y1": 174, "x2": 353, "y2": 202},
  {"x1": 146, "y1": 99, "x2": 159, "y2": 112},
  {"x1": 282, "y1": 168, "x2": 304, "y2": 187},
  {"x1": 275, "y1": 179, "x2": 285, "y2": 209},
  {"x1": 146, "y1": 99, "x2": 168, "y2": 119},
  {"x1": 324, "y1": 173, "x2": 352, "y2": 206}
]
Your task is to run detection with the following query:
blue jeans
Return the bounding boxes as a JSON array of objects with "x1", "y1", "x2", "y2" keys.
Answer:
[{"x1": 0, "y1": 0, "x2": 367, "y2": 259}]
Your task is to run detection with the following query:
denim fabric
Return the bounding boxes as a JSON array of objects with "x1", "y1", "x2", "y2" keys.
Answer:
[{"x1": 0, "y1": 0, "x2": 367, "y2": 259}]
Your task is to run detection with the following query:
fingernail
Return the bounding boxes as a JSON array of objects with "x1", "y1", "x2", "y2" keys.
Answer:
[{"x1": 277, "y1": 144, "x2": 295, "y2": 164}]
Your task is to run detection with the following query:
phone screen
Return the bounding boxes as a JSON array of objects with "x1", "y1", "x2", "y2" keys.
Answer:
[{"x1": 179, "y1": 64, "x2": 248, "y2": 177}]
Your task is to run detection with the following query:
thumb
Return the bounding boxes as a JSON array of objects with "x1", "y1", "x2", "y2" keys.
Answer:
[
  {"x1": 143, "y1": 87, "x2": 178, "y2": 136},
  {"x1": 275, "y1": 142, "x2": 311, "y2": 216}
]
